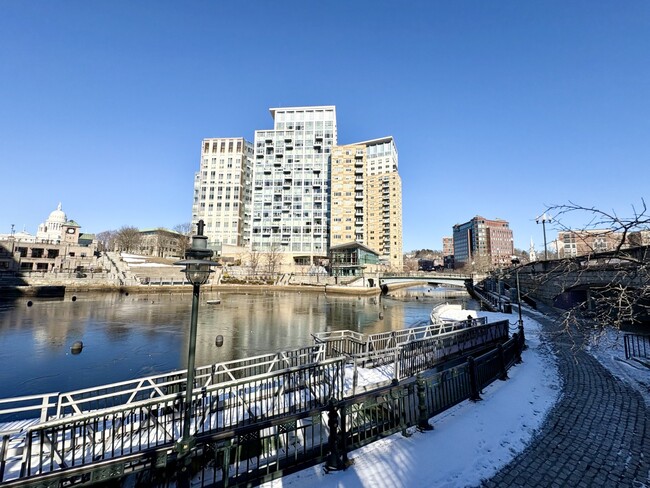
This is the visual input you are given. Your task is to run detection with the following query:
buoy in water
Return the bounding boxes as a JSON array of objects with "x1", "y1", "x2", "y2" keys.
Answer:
[
  {"x1": 215, "y1": 335, "x2": 224, "y2": 347},
  {"x1": 71, "y1": 296, "x2": 77, "y2": 302},
  {"x1": 27, "y1": 301, "x2": 33, "y2": 307},
  {"x1": 71, "y1": 341, "x2": 84, "y2": 354}
]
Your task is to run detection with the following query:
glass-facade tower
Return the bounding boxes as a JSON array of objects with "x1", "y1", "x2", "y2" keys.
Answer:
[{"x1": 250, "y1": 106, "x2": 337, "y2": 261}]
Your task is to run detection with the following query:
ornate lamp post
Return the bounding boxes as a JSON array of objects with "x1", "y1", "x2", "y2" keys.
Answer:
[
  {"x1": 510, "y1": 257, "x2": 524, "y2": 341},
  {"x1": 536, "y1": 212, "x2": 551, "y2": 260},
  {"x1": 174, "y1": 220, "x2": 218, "y2": 455}
]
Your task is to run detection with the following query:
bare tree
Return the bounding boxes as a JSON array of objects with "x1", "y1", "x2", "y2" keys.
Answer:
[
  {"x1": 403, "y1": 257, "x2": 419, "y2": 272},
  {"x1": 96, "y1": 230, "x2": 116, "y2": 252},
  {"x1": 514, "y1": 200, "x2": 650, "y2": 338},
  {"x1": 173, "y1": 223, "x2": 192, "y2": 256},
  {"x1": 247, "y1": 250, "x2": 262, "y2": 276},
  {"x1": 114, "y1": 226, "x2": 142, "y2": 253},
  {"x1": 264, "y1": 244, "x2": 283, "y2": 275}
]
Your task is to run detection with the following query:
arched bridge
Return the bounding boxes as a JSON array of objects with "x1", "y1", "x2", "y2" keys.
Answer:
[{"x1": 379, "y1": 273, "x2": 476, "y2": 293}]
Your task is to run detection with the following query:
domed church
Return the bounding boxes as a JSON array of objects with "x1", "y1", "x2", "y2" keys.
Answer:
[{"x1": 36, "y1": 203, "x2": 81, "y2": 244}]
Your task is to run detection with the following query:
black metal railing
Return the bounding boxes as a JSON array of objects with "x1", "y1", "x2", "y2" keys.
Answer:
[
  {"x1": 2, "y1": 328, "x2": 525, "y2": 488},
  {"x1": 624, "y1": 333, "x2": 650, "y2": 360}
]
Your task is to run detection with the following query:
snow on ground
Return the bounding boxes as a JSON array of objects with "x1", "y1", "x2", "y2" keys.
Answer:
[
  {"x1": 586, "y1": 329, "x2": 650, "y2": 406},
  {"x1": 263, "y1": 313, "x2": 562, "y2": 488}
]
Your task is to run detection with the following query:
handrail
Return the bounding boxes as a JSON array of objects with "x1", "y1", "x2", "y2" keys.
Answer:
[{"x1": 0, "y1": 321, "x2": 518, "y2": 485}]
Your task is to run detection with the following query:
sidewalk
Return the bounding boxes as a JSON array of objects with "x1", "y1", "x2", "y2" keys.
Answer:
[{"x1": 484, "y1": 308, "x2": 649, "y2": 487}]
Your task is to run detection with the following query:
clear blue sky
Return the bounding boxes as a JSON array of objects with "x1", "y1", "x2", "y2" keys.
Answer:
[{"x1": 1, "y1": 1, "x2": 648, "y2": 252}]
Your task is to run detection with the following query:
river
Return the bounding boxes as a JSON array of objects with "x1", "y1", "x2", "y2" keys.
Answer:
[{"x1": 0, "y1": 286, "x2": 476, "y2": 399}]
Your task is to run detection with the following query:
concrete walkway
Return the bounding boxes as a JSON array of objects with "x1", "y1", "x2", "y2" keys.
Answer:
[{"x1": 484, "y1": 309, "x2": 649, "y2": 487}]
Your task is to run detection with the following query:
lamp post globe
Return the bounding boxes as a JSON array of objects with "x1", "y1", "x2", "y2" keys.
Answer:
[{"x1": 174, "y1": 220, "x2": 219, "y2": 456}]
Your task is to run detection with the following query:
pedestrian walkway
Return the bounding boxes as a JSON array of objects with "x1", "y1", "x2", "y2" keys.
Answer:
[{"x1": 484, "y1": 308, "x2": 649, "y2": 487}]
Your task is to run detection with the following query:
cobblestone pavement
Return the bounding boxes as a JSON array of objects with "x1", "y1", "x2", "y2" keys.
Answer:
[{"x1": 484, "y1": 310, "x2": 649, "y2": 488}]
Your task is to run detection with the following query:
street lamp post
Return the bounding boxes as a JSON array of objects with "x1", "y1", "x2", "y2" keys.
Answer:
[
  {"x1": 536, "y1": 213, "x2": 551, "y2": 260},
  {"x1": 510, "y1": 257, "x2": 524, "y2": 342},
  {"x1": 174, "y1": 220, "x2": 218, "y2": 456}
]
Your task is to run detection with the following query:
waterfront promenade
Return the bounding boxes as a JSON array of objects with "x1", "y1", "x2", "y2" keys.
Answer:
[
  {"x1": 484, "y1": 306, "x2": 649, "y2": 488},
  {"x1": 262, "y1": 307, "x2": 649, "y2": 487}
]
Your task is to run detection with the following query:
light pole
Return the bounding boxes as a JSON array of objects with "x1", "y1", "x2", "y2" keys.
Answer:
[
  {"x1": 174, "y1": 220, "x2": 218, "y2": 456},
  {"x1": 510, "y1": 257, "x2": 524, "y2": 341},
  {"x1": 536, "y1": 213, "x2": 551, "y2": 260}
]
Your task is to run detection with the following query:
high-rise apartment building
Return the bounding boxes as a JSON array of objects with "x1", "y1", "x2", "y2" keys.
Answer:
[
  {"x1": 250, "y1": 106, "x2": 337, "y2": 263},
  {"x1": 331, "y1": 137, "x2": 403, "y2": 269},
  {"x1": 194, "y1": 106, "x2": 404, "y2": 271},
  {"x1": 192, "y1": 137, "x2": 253, "y2": 248},
  {"x1": 452, "y1": 216, "x2": 513, "y2": 269}
]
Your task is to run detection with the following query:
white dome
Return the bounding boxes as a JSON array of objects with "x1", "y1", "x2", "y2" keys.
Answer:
[{"x1": 48, "y1": 203, "x2": 67, "y2": 224}]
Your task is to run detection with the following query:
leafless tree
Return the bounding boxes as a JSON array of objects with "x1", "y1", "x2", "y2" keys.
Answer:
[
  {"x1": 174, "y1": 222, "x2": 192, "y2": 256},
  {"x1": 114, "y1": 226, "x2": 142, "y2": 253},
  {"x1": 403, "y1": 257, "x2": 419, "y2": 272},
  {"x1": 96, "y1": 230, "x2": 116, "y2": 252},
  {"x1": 513, "y1": 200, "x2": 650, "y2": 339},
  {"x1": 247, "y1": 250, "x2": 262, "y2": 276},
  {"x1": 173, "y1": 223, "x2": 192, "y2": 255},
  {"x1": 264, "y1": 244, "x2": 283, "y2": 275}
]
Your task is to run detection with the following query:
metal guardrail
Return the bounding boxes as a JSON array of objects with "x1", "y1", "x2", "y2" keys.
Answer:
[
  {"x1": 1, "y1": 358, "x2": 346, "y2": 484},
  {"x1": 0, "y1": 321, "x2": 517, "y2": 486},
  {"x1": 624, "y1": 333, "x2": 650, "y2": 360},
  {"x1": 313, "y1": 318, "x2": 491, "y2": 359},
  {"x1": 0, "y1": 345, "x2": 326, "y2": 424}
]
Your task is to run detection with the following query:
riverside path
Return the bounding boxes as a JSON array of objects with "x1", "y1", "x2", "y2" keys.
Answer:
[{"x1": 484, "y1": 305, "x2": 649, "y2": 488}]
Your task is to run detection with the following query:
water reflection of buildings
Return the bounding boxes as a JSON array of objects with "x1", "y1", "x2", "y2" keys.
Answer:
[{"x1": 2, "y1": 291, "x2": 441, "y2": 395}]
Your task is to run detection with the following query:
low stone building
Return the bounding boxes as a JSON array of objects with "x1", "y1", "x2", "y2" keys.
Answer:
[{"x1": 0, "y1": 203, "x2": 98, "y2": 274}]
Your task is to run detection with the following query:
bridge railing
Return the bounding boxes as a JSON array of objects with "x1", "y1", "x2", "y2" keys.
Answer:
[
  {"x1": 0, "y1": 394, "x2": 59, "y2": 429},
  {"x1": 1, "y1": 328, "x2": 523, "y2": 486},
  {"x1": 7, "y1": 357, "x2": 346, "y2": 483},
  {"x1": 0, "y1": 345, "x2": 326, "y2": 426},
  {"x1": 624, "y1": 333, "x2": 650, "y2": 360},
  {"x1": 313, "y1": 318, "x2": 489, "y2": 359}
]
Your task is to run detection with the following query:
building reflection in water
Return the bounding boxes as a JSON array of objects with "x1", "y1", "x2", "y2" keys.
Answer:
[{"x1": 0, "y1": 286, "x2": 470, "y2": 398}]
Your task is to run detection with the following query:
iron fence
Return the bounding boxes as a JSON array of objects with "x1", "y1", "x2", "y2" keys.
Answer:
[
  {"x1": 623, "y1": 333, "x2": 650, "y2": 360},
  {"x1": 0, "y1": 328, "x2": 523, "y2": 488}
]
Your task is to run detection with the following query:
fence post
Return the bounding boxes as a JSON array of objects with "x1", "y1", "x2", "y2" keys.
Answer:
[
  {"x1": 497, "y1": 344, "x2": 508, "y2": 381},
  {"x1": 326, "y1": 399, "x2": 345, "y2": 471},
  {"x1": 513, "y1": 333, "x2": 523, "y2": 364},
  {"x1": 416, "y1": 374, "x2": 433, "y2": 431},
  {"x1": 468, "y1": 357, "x2": 481, "y2": 401}
]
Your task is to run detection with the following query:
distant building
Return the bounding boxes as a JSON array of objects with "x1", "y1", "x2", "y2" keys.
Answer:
[
  {"x1": 331, "y1": 137, "x2": 403, "y2": 270},
  {"x1": 0, "y1": 203, "x2": 97, "y2": 273},
  {"x1": 442, "y1": 237, "x2": 454, "y2": 257},
  {"x1": 192, "y1": 137, "x2": 254, "y2": 249},
  {"x1": 529, "y1": 237, "x2": 537, "y2": 262},
  {"x1": 557, "y1": 230, "x2": 625, "y2": 258},
  {"x1": 138, "y1": 228, "x2": 186, "y2": 258},
  {"x1": 452, "y1": 216, "x2": 514, "y2": 269},
  {"x1": 329, "y1": 241, "x2": 380, "y2": 277}
]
